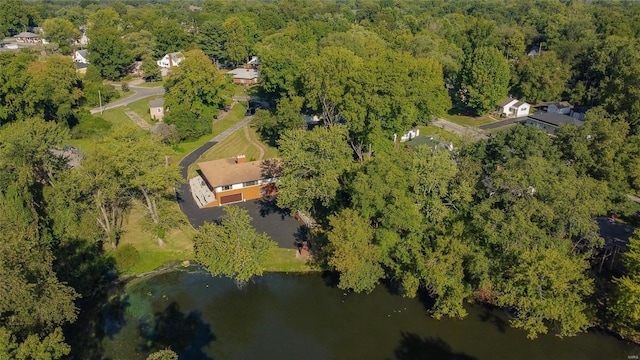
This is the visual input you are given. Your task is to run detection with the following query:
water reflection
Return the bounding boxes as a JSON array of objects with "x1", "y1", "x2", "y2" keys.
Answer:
[{"x1": 68, "y1": 270, "x2": 640, "y2": 360}]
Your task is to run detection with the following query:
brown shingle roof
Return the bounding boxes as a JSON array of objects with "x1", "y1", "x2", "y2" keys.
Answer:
[{"x1": 198, "y1": 158, "x2": 279, "y2": 187}]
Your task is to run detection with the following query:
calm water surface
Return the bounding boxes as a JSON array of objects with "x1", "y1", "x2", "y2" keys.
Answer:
[{"x1": 86, "y1": 269, "x2": 639, "y2": 359}]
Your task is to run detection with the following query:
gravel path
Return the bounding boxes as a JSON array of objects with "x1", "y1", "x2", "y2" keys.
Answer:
[{"x1": 124, "y1": 109, "x2": 151, "y2": 130}]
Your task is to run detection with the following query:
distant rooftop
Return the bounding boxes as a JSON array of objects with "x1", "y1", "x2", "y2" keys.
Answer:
[
  {"x1": 149, "y1": 98, "x2": 164, "y2": 108},
  {"x1": 527, "y1": 112, "x2": 584, "y2": 127}
]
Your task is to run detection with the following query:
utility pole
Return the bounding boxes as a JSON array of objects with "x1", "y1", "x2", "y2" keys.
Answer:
[{"x1": 99, "y1": 90, "x2": 103, "y2": 114}]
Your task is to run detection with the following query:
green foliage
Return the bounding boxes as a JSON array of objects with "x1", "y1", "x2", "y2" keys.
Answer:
[
  {"x1": 141, "y1": 56, "x2": 161, "y2": 82},
  {"x1": 82, "y1": 81, "x2": 119, "y2": 107},
  {"x1": 147, "y1": 348, "x2": 179, "y2": 360},
  {"x1": 113, "y1": 244, "x2": 140, "y2": 271},
  {"x1": 0, "y1": 327, "x2": 71, "y2": 360},
  {"x1": 87, "y1": 27, "x2": 134, "y2": 80},
  {"x1": 194, "y1": 206, "x2": 277, "y2": 284},
  {"x1": 327, "y1": 209, "x2": 384, "y2": 293},
  {"x1": 276, "y1": 125, "x2": 353, "y2": 213},
  {"x1": 511, "y1": 51, "x2": 570, "y2": 104},
  {"x1": 42, "y1": 18, "x2": 80, "y2": 55},
  {"x1": 164, "y1": 50, "x2": 231, "y2": 140},
  {"x1": 610, "y1": 231, "x2": 640, "y2": 340},
  {"x1": 460, "y1": 46, "x2": 510, "y2": 115},
  {"x1": 0, "y1": 0, "x2": 29, "y2": 36}
]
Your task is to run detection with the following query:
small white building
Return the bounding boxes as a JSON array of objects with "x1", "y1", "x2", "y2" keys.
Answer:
[
  {"x1": 396, "y1": 128, "x2": 420, "y2": 143},
  {"x1": 157, "y1": 52, "x2": 184, "y2": 69},
  {"x1": 72, "y1": 49, "x2": 89, "y2": 64},
  {"x1": 497, "y1": 98, "x2": 530, "y2": 118},
  {"x1": 248, "y1": 56, "x2": 260, "y2": 68}
]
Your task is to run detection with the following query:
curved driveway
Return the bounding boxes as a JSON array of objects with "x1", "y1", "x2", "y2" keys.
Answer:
[
  {"x1": 90, "y1": 85, "x2": 165, "y2": 114},
  {"x1": 175, "y1": 115, "x2": 301, "y2": 249}
]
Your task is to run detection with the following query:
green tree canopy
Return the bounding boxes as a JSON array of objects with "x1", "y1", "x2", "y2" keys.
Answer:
[
  {"x1": 460, "y1": 46, "x2": 510, "y2": 115},
  {"x1": 194, "y1": 205, "x2": 276, "y2": 284},
  {"x1": 164, "y1": 49, "x2": 231, "y2": 140},
  {"x1": 42, "y1": 18, "x2": 81, "y2": 55},
  {"x1": 87, "y1": 27, "x2": 134, "y2": 80}
]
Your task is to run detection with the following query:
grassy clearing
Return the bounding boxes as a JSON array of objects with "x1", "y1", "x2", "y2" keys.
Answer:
[
  {"x1": 127, "y1": 94, "x2": 163, "y2": 124},
  {"x1": 135, "y1": 81, "x2": 164, "y2": 88},
  {"x1": 212, "y1": 103, "x2": 247, "y2": 137},
  {"x1": 96, "y1": 107, "x2": 135, "y2": 127},
  {"x1": 113, "y1": 202, "x2": 195, "y2": 275},
  {"x1": 441, "y1": 113, "x2": 495, "y2": 127},
  {"x1": 417, "y1": 125, "x2": 464, "y2": 147},
  {"x1": 264, "y1": 248, "x2": 316, "y2": 272},
  {"x1": 187, "y1": 124, "x2": 278, "y2": 178}
]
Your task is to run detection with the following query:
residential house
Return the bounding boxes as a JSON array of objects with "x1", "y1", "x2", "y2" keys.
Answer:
[
  {"x1": 157, "y1": 52, "x2": 184, "y2": 69},
  {"x1": 397, "y1": 127, "x2": 420, "y2": 142},
  {"x1": 149, "y1": 98, "x2": 165, "y2": 121},
  {"x1": 188, "y1": 5, "x2": 202, "y2": 11},
  {"x1": 248, "y1": 55, "x2": 260, "y2": 68},
  {"x1": 524, "y1": 112, "x2": 584, "y2": 133},
  {"x1": 72, "y1": 49, "x2": 89, "y2": 64},
  {"x1": 497, "y1": 97, "x2": 531, "y2": 118},
  {"x1": 546, "y1": 101, "x2": 572, "y2": 115},
  {"x1": 195, "y1": 156, "x2": 280, "y2": 207},
  {"x1": 227, "y1": 68, "x2": 259, "y2": 85},
  {"x1": 15, "y1": 32, "x2": 40, "y2": 43},
  {"x1": 128, "y1": 61, "x2": 144, "y2": 77}
]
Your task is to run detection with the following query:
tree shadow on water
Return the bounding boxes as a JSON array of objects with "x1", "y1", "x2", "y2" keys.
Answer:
[
  {"x1": 392, "y1": 332, "x2": 477, "y2": 360},
  {"x1": 478, "y1": 306, "x2": 508, "y2": 333},
  {"x1": 138, "y1": 302, "x2": 215, "y2": 360}
]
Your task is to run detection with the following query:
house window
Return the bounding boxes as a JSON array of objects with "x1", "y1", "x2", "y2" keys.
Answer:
[
  {"x1": 243, "y1": 180, "x2": 257, "y2": 187},
  {"x1": 221, "y1": 185, "x2": 232, "y2": 191},
  {"x1": 157, "y1": 108, "x2": 161, "y2": 112}
]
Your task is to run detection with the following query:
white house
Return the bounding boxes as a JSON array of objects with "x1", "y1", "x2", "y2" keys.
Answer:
[
  {"x1": 497, "y1": 98, "x2": 530, "y2": 118},
  {"x1": 248, "y1": 55, "x2": 260, "y2": 68},
  {"x1": 72, "y1": 49, "x2": 89, "y2": 64},
  {"x1": 157, "y1": 52, "x2": 184, "y2": 69},
  {"x1": 395, "y1": 128, "x2": 420, "y2": 143}
]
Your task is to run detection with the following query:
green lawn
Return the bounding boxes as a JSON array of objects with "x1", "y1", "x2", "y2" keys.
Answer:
[
  {"x1": 441, "y1": 113, "x2": 496, "y2": 127},
  {"x1": 417, "y1": 125, "x2": 464, "y2": 147},
  {"x1": 127, "y1": 94, "x2": 163, "y2": 124},
  {"x1": 113, "y1": 202, "x2": 195, "y2": 275},
  {"x1": 96, "y1": 107, "x2": 135, "y2": 127},
  {"x1": 135, "y1": 81, "x2": 164, "y2": 88},
  {"x1": 187, "y1": 125, "x2": 278, "y2": 178},
  {"x1": 264, "y1": 248, "x2": 315, "y2": 272},
  {"x1": 212, "y1": 103, "x2": 247, "y2": 137}
]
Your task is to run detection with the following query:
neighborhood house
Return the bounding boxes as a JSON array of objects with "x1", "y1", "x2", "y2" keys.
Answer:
[
  {"x1": 72, "y1": 49, "x2": 89, "y2": 64},
  {"x1": 193, "y1": 155, "x2": 280, "y2": 207},
  {"x1": 524, "y1": 112, "x2": 584, "y2": 133},
  {"x1": 157, "y1": 52, "x2": 184, "y2": 69},
  {"x1": 497, "y1": 98, "x2": 531, "y2": 118},
  {"x1": 227, "y1": 68, "x2": 259, "y2": 84},
  {"x1": 15, "y1": 32, "x2": 41, "y2": 43},
  {"x1": 149, "y1": 98, "x2": 164, "y2": 121}
]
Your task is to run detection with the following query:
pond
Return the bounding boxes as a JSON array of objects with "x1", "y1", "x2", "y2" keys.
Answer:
[{"x1": 70, "y1": 268, "x2": 640, "y2": 359}]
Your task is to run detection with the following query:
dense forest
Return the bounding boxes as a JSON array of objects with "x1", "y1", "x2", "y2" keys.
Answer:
[{"x1": 1, "y1": 0, "x2": 640, "y2": 358}]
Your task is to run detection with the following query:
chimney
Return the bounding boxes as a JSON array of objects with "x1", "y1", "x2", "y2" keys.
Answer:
[{"x1": 235, "y1": 154, "x2": 246, "y2": 164}]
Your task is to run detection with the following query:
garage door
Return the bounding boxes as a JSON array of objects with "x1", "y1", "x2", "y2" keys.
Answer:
[{"x1": 220, "y1": 193, "x2": 243, "y2": 205}]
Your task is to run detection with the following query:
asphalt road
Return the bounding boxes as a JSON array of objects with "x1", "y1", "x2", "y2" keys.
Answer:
[
  {"x1": 90, "y1": 85, "x2": 165, "y2": 114},
  {"x1": 175, "y1": 114, "x2": 300, "y2": 249},
  {"x1": 479, "y1": 117, "x2": 527, "y2": 130}
]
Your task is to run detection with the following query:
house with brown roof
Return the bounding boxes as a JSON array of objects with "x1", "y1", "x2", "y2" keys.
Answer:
[
  {"x1": 196, "y1": 156, "x2": 280, "y2": 207},
  {"x1": 227, "y1": 68, "x2": 259, "y2": 85}
]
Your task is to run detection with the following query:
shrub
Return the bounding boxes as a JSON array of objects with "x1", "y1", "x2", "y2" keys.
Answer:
[{"x1": 112, "y1": 244, "x2": 140, "y2": 272}]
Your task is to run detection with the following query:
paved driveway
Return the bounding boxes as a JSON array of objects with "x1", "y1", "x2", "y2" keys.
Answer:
[{"x1": 175, "y1": 114, "x2": 301, "y2": 249}]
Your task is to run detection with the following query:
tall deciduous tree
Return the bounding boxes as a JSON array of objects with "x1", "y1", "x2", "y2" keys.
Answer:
[
  {"x1": 87, "y1": 28, "x2": 134, "y2": 80},
  {"x1": 0, "y1": 52, "x2": 34, "y2": 125},
  {"x1": 0, "y1": 0, "x2": 29, "y2": 36},
  {"x1": 610, "y1": 231, "x2": 640, "y2": 340},
  {"x1": 276, "y1": 125, "x2": 353, "y2": 214},
  {"x1": 24, "y1": 55, "x2": 84, "y2": 126},
  {"x1": 42, "y1": 18, "x2": 80, "y2": 55},
  {"x1": 164, "y1": 50, "x2": 231, "y2": 140},
  {"x1": 222, "y1": 16, "x2": 249, "y2": 65},
  {"x1": 460, "y1": 46, "x2": 510, "y2": 115},
  {"x1": 511, "y1": 51, "x2": 570, "y2": 104},
  {"x1": 194, "y1": 206, "x2": 276, "y2": 284},
  {"x1": 327, "y1": 208, "x2": 384, "y2": 293}
]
